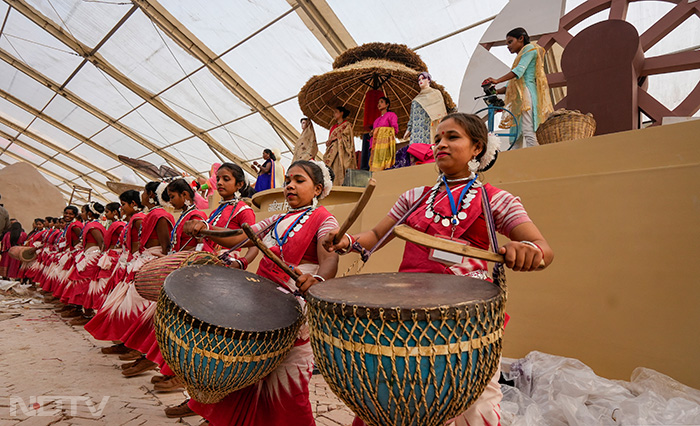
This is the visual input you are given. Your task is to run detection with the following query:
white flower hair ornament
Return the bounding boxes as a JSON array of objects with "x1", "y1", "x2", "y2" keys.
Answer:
[
  {"x1": 86, "y1": 201, "x2": 98, "y2": 216},
  {"x1": 155, "y1": 181, "x2": 173, "y2": 209},
  {"x1": 478, "y1": 133, "x2": 500, "y2": 171},
  {"x1": 311, "y1": 160, "x2": 333, "y2": 199}
]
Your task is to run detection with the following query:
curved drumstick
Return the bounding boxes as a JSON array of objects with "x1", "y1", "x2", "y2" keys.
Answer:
[
  {"x1": 198, "y1": 228, "x2": 243, "y2": 238},
  {"x1": 241, "y1": 223, "x2": 300, "y2": 280},
  {"x1": 333, "y1": 178, "x2": 377, "y2": 244},
  {"x1": 393, "y1": 225, "x2": 545, "y2": 268}
]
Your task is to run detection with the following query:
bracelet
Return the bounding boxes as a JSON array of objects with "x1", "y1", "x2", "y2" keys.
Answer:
[
  {"x1": 238, "y1": 256, "x2": 249, "y2": 270},
  {"x1": 234, "y1": 259, "x2": 244, "y2": 269},
  {"x1": 202, "y1": 221, "x2": 211, "y2": 231},
  {"x1": 520, "y1": 240, "x2": 543, "y2": 254},
  {"x1": 311, "y1": 274, "x2": 325, "y2": 282},
  {"x1": 336, "y1": 233, "x2": 354, "y2": 255}
]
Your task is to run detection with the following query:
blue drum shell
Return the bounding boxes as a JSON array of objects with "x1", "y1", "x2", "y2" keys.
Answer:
[
  {"x1": 154, "y1": 265, "x2": 304, "y2": 404},
  {"x1": 306, "y1": 273, "x2": 505, "y2": 426}
]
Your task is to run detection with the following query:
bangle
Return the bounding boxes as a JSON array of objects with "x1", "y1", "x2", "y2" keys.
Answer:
[
  {"x1": 311, "y1": 274, "x2": 325, "y2": 282},
  {"x1": 520, "y1": 240, "x2": 543, "y2": 254},
  {"x1": 202, "y1": 221, "x2": 211, "y2": 231},
  {"x1": 336, "y1": 233, "x2": 354, "y2": 255},
  {"x1": 234, "y1": 259, "x2": 244, "y2": 269}
]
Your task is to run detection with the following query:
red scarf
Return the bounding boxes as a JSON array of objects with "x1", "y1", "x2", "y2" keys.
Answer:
[
  {"x1": 104, "y1": 221, "x2": 126, "y2": 249},
  {"x1": 82, "y1": 221, "x2": 106, "y2": 247},
  {"x1": 172, "y1": 209, "x2": 207, "y2": 252},
  {"x1": 64, "y1": 221, "x2": 84, "y2": 249},
  {"x1": 139, "y1": 208, "x2": 174, "y2": 252},
  {"x1": 121, "y1": 213, "x2": 145, "y2": 253},
  {"x1": 29, "y1": 229, "x2": 47, "y2": 245}
]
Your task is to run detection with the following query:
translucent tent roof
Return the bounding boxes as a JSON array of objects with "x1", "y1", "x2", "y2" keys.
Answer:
[{"x1": 0, "y1": 0, "x2": 697, "y2": 204}]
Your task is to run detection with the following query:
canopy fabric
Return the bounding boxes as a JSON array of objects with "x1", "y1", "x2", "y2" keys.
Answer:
[{"x1": 0, "y1": 0, "x2": 696, "y2": 204}]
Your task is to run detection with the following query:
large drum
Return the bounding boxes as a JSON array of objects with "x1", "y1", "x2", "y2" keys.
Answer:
[
  {"x1": 154, "y1": 265, "x2": 304, "y2": 404},
  {"x1": 8, "y1": 246, "x2": 36, "y2": 262},
  {"x1": 306, "y1": 273, "x2": 506, "y2": 426},
  {"x1": 134, "y1": 251, "x2": 222, "y2": 301}
]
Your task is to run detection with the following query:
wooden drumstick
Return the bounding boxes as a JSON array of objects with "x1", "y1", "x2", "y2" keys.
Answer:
[
  {"x1": 198, "y1": 228, "x2": 243, "y2": 238},
  {"x1": 393, "y1": 225, "x2": 545, "y2": 268},
  {"x1": 333, "y1": 178, "x2": 377, "y2": 244},
  {"x1": 241, "y1": 223, "x2": 300, "y2": 280}
]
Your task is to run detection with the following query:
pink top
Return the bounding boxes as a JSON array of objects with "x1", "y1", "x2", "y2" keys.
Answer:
[{"x1": 373, "y1": 111, "x2": 399, "y2": 134}]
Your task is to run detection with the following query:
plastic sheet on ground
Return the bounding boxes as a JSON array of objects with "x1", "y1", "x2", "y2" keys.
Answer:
[{"x1": 500, "y1": 351, "x2": 700, "y2": 426}]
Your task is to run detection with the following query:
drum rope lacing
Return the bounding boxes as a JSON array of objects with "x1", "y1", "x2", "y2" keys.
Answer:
[
  {"x1": 154, "y1": 288, "x2": 304, "y2": 404},
  {"x1": 306, "y1": 294, "x2": 506, "y2": 426}
]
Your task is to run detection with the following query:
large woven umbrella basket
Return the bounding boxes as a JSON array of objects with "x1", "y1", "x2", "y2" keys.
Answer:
[{"x1": 299, "y1": 43, "x2": 455, "y2": 134}]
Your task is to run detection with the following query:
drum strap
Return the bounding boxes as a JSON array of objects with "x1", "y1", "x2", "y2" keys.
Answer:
[{"x1": 480, "y1": 187, "x2": 507, "y2": 294}]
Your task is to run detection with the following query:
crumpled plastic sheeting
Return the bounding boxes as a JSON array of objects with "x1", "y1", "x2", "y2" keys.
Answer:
[{"x1": 500, "y1": 351, "x2": 700, "y2": 425}]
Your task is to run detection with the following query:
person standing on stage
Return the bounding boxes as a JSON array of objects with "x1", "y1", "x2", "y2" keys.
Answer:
[{"x1": 485, "y1": 27, "x2": 553, "y2": 149}]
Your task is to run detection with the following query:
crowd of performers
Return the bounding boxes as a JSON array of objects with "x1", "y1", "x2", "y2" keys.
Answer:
[{"x1": 18, "y1": 113, "x2": 552, "y2": 426}]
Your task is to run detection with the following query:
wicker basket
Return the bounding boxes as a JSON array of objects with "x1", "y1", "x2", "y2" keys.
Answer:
[{"x1": 536, "y1": 109, "x2": 596, "y2": 145}]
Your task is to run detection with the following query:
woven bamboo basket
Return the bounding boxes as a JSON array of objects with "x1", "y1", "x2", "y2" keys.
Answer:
[{"x1": 536, "y1": 109, "x2": 596, "y2": 145}]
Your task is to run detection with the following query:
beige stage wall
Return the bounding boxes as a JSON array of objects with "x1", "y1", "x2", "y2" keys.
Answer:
[
  {"x1": 255, "y1": 119, "x2": 700, "y2": 389},
  {"x1": 0, "y1": 162, "x2": 66, "y2": 233}
]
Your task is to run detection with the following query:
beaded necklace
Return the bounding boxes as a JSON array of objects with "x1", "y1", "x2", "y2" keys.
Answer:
[
  {"x1": 425, "y1": 174, "x2": 479, "y2": 236},
  {"x1": 272, "y1": 206, "x2": 314, "y2": 260},
  {"x1": 207, "y1": 199, "x2": 237, "y2": 226}
]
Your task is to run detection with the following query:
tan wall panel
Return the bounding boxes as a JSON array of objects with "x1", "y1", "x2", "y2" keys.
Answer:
[{"x1": 0, "y1": 162, "x2": 66, "y2": 234}]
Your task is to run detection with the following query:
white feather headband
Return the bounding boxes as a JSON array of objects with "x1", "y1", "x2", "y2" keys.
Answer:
[{"x1": 311, "y1": 160, "x2": 333, "y2": 199}]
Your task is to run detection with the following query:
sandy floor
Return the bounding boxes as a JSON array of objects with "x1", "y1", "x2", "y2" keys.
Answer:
[{"x1": 0, "y1": 287, "x2": 355, "y2": 426}]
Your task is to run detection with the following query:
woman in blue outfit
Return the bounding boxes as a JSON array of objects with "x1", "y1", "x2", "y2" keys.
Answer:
[
  {"x1": 253, "y1": 149, "x2": 276, "y2": 192},
  {"x1": 485, "y1": 27, "x2": 553, "y2": 148}
]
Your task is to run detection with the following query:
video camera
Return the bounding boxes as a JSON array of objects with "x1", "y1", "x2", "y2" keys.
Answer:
[{"x1": 474, "y1": 82, "x2": 505, "y2": 108}]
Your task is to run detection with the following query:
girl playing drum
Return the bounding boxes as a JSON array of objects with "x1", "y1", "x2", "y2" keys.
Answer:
[
  {"x1": 160, "y1": 163, "x2": 260, "y2": 418},
  {"x1": 321, "y1": 112, "x2": 553, "y2": 426},
  {"x1": 184, "y1": 160, "x2": 340, "y2": 426},
  {"x1": 195, "y1": 162, "x2": 258, "y2": 268}
]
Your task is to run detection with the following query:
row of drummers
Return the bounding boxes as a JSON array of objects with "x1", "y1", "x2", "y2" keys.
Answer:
[{"x1": 26, "y1": 113, "x2": 553, "y2": 426}]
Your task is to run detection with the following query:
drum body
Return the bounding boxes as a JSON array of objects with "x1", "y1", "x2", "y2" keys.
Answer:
[
  {"x1": 9, "y1": 246, "x2": 36, "y2": 262},
  {"x1": 155, "y1": 265, "x2": 304, "y2": 404},
  {"x1": 134, "y1": 251, "x2": 222, "y2": 301},
  {"x1": 306, "y1": 273, "x2": 505, "y2": 426}
]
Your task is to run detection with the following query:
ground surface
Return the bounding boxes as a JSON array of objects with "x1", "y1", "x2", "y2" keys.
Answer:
[{"x1": 0, "y1": 286, "x2": 355, "y2": 426}]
